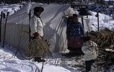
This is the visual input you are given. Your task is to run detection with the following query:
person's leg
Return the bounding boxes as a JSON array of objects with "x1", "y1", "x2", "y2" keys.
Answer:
[
  {"x1": 85, "y1": 60, "x2": 93, "y2": 72},
  {"x1": 34, "y1": 57, "x2": 45, "y2": 62},
  {"x1": 75, "y1": 47, "x2": 84, "y2": 55},
  {"x1": 91, "y1": 60, "x2": 95, "y2": 65},
  {"x1": 67, "y1": 46, "x2": 73, "y2": 51}
]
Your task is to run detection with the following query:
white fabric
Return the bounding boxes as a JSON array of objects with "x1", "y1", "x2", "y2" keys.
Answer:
[
  {"x1": 30, "y1": 15, "x2": 44, "y2": 36},
  {"x1": 26, "y1": 2, "x2": 32, "y2": 14},
  {"x1": 64, "y1": 7, "x2": 75, "y2": 17},
  {"x1": 82, "y1": 41, "x2": 98, "y2": 61}
]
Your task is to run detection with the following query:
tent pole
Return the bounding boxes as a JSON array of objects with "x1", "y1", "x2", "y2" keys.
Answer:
[
  {"x1": 97, "y1": 0, "x2": 100, "y2": 31},
  {"x1": 27, "y1": 0, "x2": 32, "y2": 42},
  {"x1": 2, "y1": 12, "x2": 9, "y2": 48},
  {"x1": 0, "y1": 12, "x2": 3, "y2": 43},
  {"x1": 29, "y1": 10, "x2": 31, "y2": 42},
  {"x1": 97, "y1": 12, "x2": 99, "y2": 31},
  {"x1": 81, "y1": 16, "x2": 84, "y2": 29}
]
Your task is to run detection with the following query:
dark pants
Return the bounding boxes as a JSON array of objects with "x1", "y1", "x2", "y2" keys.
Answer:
[
  {"x1": 68, "y1": 46, "x2": 83, "y2": 54},
  {"x1": 68, "y1": 46, "x2": 81, "y2": 51},
  {"x1": 67, "y1": 37, "x2": 83, "y2": 53},
  {"x1": 85, "y1": 60, "x2": 95, "y2": 72}
]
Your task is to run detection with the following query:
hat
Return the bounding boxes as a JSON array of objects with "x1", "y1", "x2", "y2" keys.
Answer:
[
  {"x1": 78, "y1": 8, "x2": 91, "y2": 16},
  {"x1": 33, "y1": 32, "x2": 39, "y2": 38},
  {"x1": 72, "y1": 14, "x2": 78, "y2": 17},
  {"x1": 34, "y1": 7, "x2": 44, "y2": 12},
  {"x1": 71, "y1": 14, "x2": 78, "y2": 19},
  {"x1": 82, "y1": 36, "x2": 91, "y2": 42}
]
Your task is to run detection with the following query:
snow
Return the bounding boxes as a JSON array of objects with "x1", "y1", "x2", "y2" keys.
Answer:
[
  {"x1": 0, "y1": 48, "x2": 39, "y2": 72},
  {"x1": 83, "y1": 11, "x2": 114, "y2": 31},
  {"x1": 1, "y1": 2, "x2": 114, "y2": 72},
  {"x1": 0, "y1": 47, "x2": 74, "y2": 72},
  {"x1": 0, "y1": 4, "x2": 23, "y2": 16},
  {"x1": 0, "y1": 46, "x2": 84, "y2": 72}
]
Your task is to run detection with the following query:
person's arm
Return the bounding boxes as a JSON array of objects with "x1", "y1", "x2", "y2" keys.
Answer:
[
  {"x1": 80, "y1": 24, "x2": 84, "y2": 36},
  {"x1": 92, "y1": 42, "x2": 99, "y2": 55},
  {"x1": 82, "y1": 46, "x2": 91, "y2": 54},
  {"x1": 82, "y1": 43, "x2": 93, "y2": 54},
  {"x1": 30, "y1": 16, "x2": 38, "y2": 36},
  {"x1": 66, "y1": 28, "x2": 70, "y2": 39},
  {"x1": 37, "y1": 18, "x2": 44, "y2": 37},
  {"x1": 66, "y1": 18, "x2": 71, "y2": 39}
]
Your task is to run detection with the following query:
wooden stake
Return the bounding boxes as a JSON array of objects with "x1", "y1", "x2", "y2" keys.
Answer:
[
  {"x1": 0, "y1": 12, "x2": 3, "y2": 42},
  {"x1": 2, "y1": 12, "x2": 9, "y2": 48},
  {"x1": 97, "y1": 12, "x2": 100, "y2": 31}
]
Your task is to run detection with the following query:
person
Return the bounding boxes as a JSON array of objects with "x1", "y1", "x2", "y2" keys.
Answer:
[
  {"x1": 65, "y1": 14, "x2": 84, "y2": 56},
  {"x1": 26, "y1": 7, "x2": 49, "y2": 62},
  {"x1": 30, "y1": 7, "x2": 44, "y2": 37},
  {"x1": 82, "y1": 36, "x2": 98, "y2": 72}
]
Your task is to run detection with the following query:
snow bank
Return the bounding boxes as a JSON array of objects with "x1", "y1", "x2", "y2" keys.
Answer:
[
  {"x1": 85, "y1": 11, "x2": 114, "y2": 31},
  {"x1": 0, "y1": 48, "x2": 40, "y2": 72},
  {"x1": 0, "y1": 47, "x2": 78, "y2": 72}
]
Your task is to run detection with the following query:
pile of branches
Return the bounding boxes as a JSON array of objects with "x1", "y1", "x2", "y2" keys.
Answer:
[{"x1": 88, "y1": 28, "x2": 114, "y2": 48}]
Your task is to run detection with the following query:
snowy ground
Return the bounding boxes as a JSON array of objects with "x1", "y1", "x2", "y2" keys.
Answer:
[
  {"x1": 0, "y1": 46, "x2": 85, "y2": 72},
  {"x1": 0, "y1": 47, "x2": 39, "y2": 72},
  {"x1": 1, "y1": 45, "x2": 114, "y2": 72}
]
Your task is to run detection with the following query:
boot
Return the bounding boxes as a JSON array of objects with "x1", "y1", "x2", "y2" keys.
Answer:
[{"x1": 34, "y1": 57, "x2": 45, "y2": 62}]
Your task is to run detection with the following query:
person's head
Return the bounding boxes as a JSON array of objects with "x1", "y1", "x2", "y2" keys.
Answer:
[
  {"x1": 34, "y1": 7, "x2": 44, "y2": 17},
  {"x1": 70, "y1": 3, "x2": 75, "y2": 8},
  {"x1": 82, "y1": 36, "x2": 91, "y2": 42},
  {"x1": 72, "y1": 14, "x2": 78, "y2": 22}
]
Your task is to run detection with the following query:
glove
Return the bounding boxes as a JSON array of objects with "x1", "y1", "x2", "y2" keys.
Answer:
[{"x1": 33, "y1": 32, "x2": 39, "y2": 39}]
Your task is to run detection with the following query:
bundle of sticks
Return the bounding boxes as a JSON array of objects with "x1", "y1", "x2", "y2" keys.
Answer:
[{"x1": 87, "y1": 28, "x2": 114, "y2": 48}]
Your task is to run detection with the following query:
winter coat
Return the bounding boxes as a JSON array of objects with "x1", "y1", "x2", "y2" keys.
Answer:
[
  {"x1": 82, "y1": 41, "x2": 98, "y2": 61},
  {"x1": 30, "y1": 15, "x2": 44, "y2": 36},
  {"x1": 66, "y1": 21, "x2": 84, "y2": 38},
  {"x1": 66, "y1": 21, "x2": 84, "y2": 49},
  {"x1": 26, "y1": 37, "x2": 49, "y2": 58}
]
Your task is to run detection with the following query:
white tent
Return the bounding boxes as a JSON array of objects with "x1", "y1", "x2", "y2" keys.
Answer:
[
  {"x1": 1, "y1": 3, "x2": 91, "y2": 55},
  {"x1": 1, "y1": 3, "x2": 69, "y2": 53}
]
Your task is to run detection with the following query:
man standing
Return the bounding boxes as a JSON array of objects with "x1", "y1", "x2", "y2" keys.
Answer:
[
  {"x1": 30, "y1": 7, "x2": 44, "y2": 37},
  {"x1": 26, "y1": 7, "x2": 49, "y2": 62},
  {"x1": 66, "y1": 14, "x2": 84, "y2": 56}
]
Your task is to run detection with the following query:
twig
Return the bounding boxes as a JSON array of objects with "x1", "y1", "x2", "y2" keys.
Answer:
[{"x1": 41, "y1": 62, "x2": 45, "y2": 72}]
